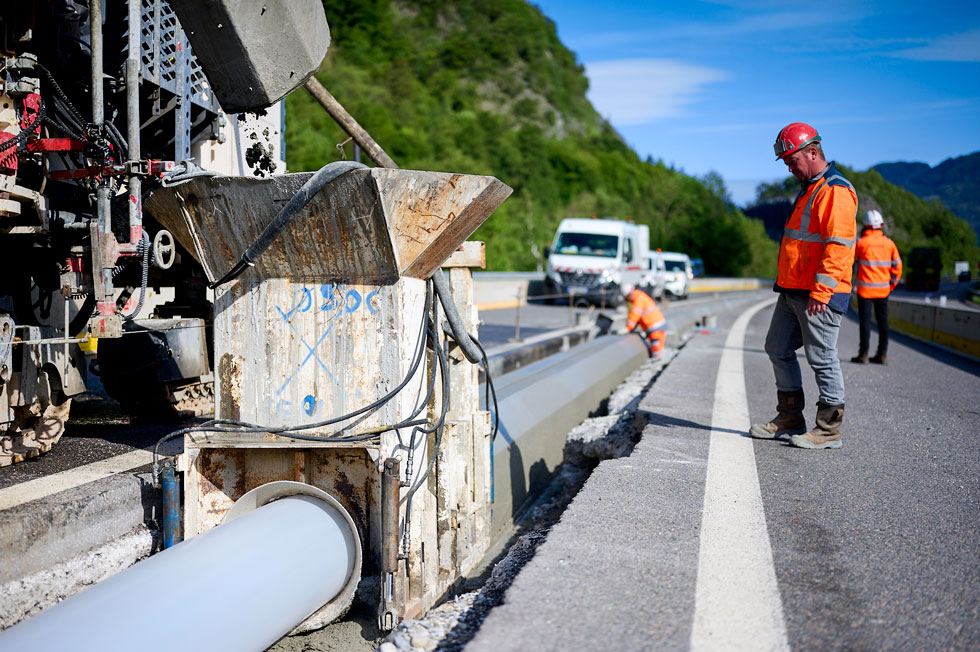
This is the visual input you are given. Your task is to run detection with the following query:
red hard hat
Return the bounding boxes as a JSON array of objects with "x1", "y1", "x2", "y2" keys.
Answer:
[{"x1": 774, "y1": 122, "x2": 820, "y2": 160}]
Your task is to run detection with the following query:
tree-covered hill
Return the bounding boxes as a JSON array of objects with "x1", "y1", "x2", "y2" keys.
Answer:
[
  {"x1": 873, "y1": 152, "x2": 980, "y2": 246},
  {"x1": 750, "y1": 166, "x2": 980, "y2": 276},
  {"x1": 285, "y1": 0, "x2": 778, "y2": 276}
]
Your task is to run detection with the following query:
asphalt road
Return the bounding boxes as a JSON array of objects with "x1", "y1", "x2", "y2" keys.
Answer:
[
  {"x1": 891, "y1": 279, "x2": 979, "y2": 311},
  {"x1": 465, "y1": 296, "x2": 980, "y2": 651},
  {"x1": 478, "y1": 291, "x2": 737, "y2": 350}
]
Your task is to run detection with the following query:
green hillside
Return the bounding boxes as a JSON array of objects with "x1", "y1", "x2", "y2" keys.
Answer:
[
  {"x1": 285, "y1": 0, "x2": 778, "y2": 276},
  {"x1": 754, "y1": 166, "x2": 980, "y2": 276}
]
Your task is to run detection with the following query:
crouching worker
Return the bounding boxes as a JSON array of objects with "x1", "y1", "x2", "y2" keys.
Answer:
[{"x1": 622, "y1": 284, "x2": 666, "y2": 358}]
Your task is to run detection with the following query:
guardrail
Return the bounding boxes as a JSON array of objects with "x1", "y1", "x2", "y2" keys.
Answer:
[
  {"x1": 887, "y1": 298, "x2": 980, "y2": 361},
  {"x1": 472, "y1": 272, "x2": 767, "y2": 310}
]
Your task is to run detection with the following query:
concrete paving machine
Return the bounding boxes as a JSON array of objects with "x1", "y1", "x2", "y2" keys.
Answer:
[
  {"x1": 0, "y1": 0, "x2": 323, "y2": 465},
  {"x1": 0, "y1": 0, "x2": 515, "y2": 645}
]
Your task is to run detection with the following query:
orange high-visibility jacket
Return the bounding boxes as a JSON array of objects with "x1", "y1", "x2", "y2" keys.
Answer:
[
  {"x1": 855, "y1": 228, "x2": 902, "y2": 299},
  {"x1": 625, "y1": 289, "x2": 665, "y2": 333},
  {"x1": 776, "y1": 162, "x2": 858, "y2": 311}
]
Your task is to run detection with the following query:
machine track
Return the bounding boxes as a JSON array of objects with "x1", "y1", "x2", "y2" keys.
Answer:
[{"x1": 0, "y1": 381, "x2": 71, "y2": 467}]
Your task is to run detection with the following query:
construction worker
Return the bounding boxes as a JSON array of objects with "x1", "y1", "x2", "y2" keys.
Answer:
[
  {"x1": 623, "y1": 284, "x2": 666, "y2": 354},
  {"x1": 621, "y1": 284, "x2": 666, "y2": 358},
  {"x1": 851, "y1": 209, "x2": 902, "y2": 364},
  {"x1": 750, "y1": 123, "x2": 857, "y2": 450}
]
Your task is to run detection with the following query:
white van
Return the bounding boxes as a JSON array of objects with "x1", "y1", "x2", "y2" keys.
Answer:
[
  {"x1": 544, "y1": 218, "x2": 649, "y2": 307},
  {"x1": 641, "y1": 250, "x2": 666, "y2": 300},
  {"x1": 659, "y1": 251, "x2": 693, "y2": 299}
]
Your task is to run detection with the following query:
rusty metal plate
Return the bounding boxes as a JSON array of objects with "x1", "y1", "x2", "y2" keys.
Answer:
[{"x1": 144, "y1": 168, "x2": 511, "y2": 283}]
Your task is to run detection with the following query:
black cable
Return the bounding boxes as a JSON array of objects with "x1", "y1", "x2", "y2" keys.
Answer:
[
  {"x1": 209, "y1": 161, "x2": 367, "y2": 288},
  {"x1": 35, "y1": 63, "x2": 87, "y2": 127},
  {"x1": 0, "y1": 101, "x2": 44, "y2": 153},
  {"x1": 121, "y1": 233, "x2": 150, "y2": 320},
  {"x1": 402, "y1": 285, "x2": 441, "y2": 477},
  {"x1": 400, "y1": 314, "x2": 452, "y2": 552},
  {"x1": 407, "y1": 286, "x2": 442, "y2": 423},
  {"x1": 103, "y1": 120, "x2": 128, "y2": 161},
  {"x1": 152, "y1": 279, "x2": 434, "y2": 483},
  {"x1": 431, "y1": 269, "x2": 483, "y2": 364},
  {"x1": 68, "y1": 293, "x2": 97, "y2": 337}
]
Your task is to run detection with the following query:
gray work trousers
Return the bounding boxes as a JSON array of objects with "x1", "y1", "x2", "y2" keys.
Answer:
[{"x1": 764, "y1": 292, "x2": 845, "y2": 406}]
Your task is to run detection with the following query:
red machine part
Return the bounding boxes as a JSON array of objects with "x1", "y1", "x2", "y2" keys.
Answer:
[
  {"x1": 20, "y1": 94, "x2": 41, "y2": 132},
  {"x1": 0, "y1": 133, "x2": 17, "y2": 173}
]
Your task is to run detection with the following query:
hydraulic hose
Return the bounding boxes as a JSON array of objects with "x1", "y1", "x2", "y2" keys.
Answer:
[
  {"x1": 431, "y1": 268, "x2": 482, "y2": 364},
  {"x1": 209, "y1": 160, "x2": 367, "y2": 288}
]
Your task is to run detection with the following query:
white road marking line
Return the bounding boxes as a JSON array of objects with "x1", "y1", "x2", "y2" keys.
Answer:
[
  {"x1": 0, "y1": 441, "x2": 181, "y2": 511},
  {"x1": 690, "y1": 297, "x2": 789, "y2": 652}
]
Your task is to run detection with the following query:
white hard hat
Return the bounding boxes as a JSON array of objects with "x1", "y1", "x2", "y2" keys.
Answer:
[
  {"x1": 863, "y1": 209, "x2": 884, "y2": 228},
  {"x1": 621, "y1": 283, "x2": 635, "y2": 297}
]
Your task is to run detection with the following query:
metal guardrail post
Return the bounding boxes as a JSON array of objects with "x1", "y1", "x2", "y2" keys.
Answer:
[{"x1": 511, "y1": 287, "x2": 523, "y2": 342}]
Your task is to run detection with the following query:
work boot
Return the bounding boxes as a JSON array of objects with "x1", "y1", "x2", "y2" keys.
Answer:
[
  {"x1": 850, "y1": 354, "x2": 868, "y2": 363},
  {"x1": 870, "y1": 353, "x2": 887, "y2": 365},
  {"x1": 749, "y1": 390, "x2": 806, "y2": 439},
  {"x1": 790, "y1": 403, "x2": 844, "y2": 449}
]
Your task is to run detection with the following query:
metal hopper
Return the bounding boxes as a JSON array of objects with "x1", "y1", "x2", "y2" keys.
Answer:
[{"x1": 144, "y1": 167, "x2": 512, "y2": 284}]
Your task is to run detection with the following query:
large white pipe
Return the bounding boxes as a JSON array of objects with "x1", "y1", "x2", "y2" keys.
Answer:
[{"x1": 0, "y1": 494, "x2": 358, "y2": 652}]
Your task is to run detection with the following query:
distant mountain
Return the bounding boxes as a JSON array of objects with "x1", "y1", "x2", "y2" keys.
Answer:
[{"x1": 873, "y1": 152, "x2": 980, "y2": 245}]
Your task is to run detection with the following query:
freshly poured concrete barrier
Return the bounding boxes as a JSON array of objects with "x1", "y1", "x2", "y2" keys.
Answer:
[{"x1": 488, "y1": 334, "x2": 650, "y2": 538}]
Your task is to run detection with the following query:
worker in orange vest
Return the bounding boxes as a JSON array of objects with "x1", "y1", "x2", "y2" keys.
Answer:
[
  {"x1": 750, "y1": 122, "x2": 857, "y2": 450},
  {"x1": 851, "y1": 209, "x2": 902, "y2": 365},
  {"x1": 621, "y1": 284, "x2": 666, "y2": 358}
]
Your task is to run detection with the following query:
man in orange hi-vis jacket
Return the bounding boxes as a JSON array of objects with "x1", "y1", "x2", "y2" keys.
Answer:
[
  {"x1": 622, "y1": 284, "x2": 666, "y2": 358},
  {"x1": 750, "y1": 122, "x2": 857, "y2": 450},
  {"x1": 851, "y1": 209, "x2": 902, "y2": 365}
]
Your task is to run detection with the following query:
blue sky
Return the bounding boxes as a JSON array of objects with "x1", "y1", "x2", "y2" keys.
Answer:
[{"x1": 532, "y1": 0, "x2": 980, "y2": 207}]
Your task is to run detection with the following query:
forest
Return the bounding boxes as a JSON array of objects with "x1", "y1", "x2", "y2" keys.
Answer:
[{"x1": 285, "y1": 0, "x2": 978, "y2": 276}]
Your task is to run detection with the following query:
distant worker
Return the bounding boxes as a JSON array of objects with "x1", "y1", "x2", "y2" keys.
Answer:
[
  {"x1": 851, "y1": 209, "x2": 902, "y2": 365},
  {"x1": 621, "y1": 284, "x2": 666, "y2": 358},
  {"x1": 750, "y1": 123, "x2": 857, "y2": 450}
]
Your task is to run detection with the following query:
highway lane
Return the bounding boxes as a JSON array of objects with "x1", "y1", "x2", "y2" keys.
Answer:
[
  {"x1": 747, "y1": 305, "x2": 980, "y2": 650},
  {"x1": 465, "y1": 297, "x2": 980, "y2": 652},
  {"x1": 478, "y1": 291, "x2": 739, "y2": 350}
]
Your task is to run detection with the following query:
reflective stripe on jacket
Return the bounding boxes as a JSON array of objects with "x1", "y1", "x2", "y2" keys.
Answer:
[
  {"x1": 776, "y1": 162, "x2": 858, "y2": 311},
  {"x1": 625, "y1": 289, "x2": 665, "y2": 332},
  {"x1": 855, "y1": 228, "x2": 902, "y2": 299}
]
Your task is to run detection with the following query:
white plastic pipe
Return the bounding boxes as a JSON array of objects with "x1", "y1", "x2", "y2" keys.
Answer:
[{"x1": 0, "y1": 495, "x2": 357, "y2": 652}]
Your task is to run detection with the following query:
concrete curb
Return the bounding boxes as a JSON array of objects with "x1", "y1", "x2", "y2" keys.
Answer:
[
  {"x1": 0, "y1": 471, "x2": 160, "y2": 585},
  {"x1": 855, "y1": 296, "x2": 980, "y2": 362}
]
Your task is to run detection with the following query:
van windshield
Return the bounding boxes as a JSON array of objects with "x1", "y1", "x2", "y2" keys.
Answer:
[
  {"x1": 554, "y1": 232, "x2": 619, "y2": 257},
  {"x1": 664, "y1": 260, "x2": 687, "y2": 272}
]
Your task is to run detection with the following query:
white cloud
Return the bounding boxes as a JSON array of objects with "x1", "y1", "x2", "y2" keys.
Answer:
[
  {"x1": 891, "y1": 29, "x2": 980, "y2": 62},
  {"x1": 585, "y1": 59, "x2": 729, "y2": 125}
]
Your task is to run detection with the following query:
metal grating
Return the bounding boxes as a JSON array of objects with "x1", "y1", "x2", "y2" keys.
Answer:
[{"x1": 135, "y1": 0, "x2": 220, "y2": 113}]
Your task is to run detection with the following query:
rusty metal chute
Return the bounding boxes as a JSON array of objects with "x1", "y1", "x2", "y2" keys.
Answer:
[{"x1": 144, "y1": 168, "x2": 512, "y2": 284}]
